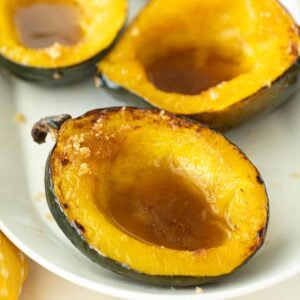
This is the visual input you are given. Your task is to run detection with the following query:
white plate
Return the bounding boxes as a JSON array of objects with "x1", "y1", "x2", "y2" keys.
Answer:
[{"x1": 1, "y1": 1, "x2": 300, "y2": 299}]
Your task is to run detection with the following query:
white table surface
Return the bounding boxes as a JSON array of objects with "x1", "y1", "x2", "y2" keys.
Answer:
[{"x1": 21, "y1": 259, "x2": 299, "y2": 300}]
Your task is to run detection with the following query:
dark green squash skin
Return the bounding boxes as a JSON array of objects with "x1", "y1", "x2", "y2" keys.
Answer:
[
  {"x1": 41, "y1": 108, "x2": 269, "y2": 287},
  {"x1": 98, "y1": 58, "x2": 300, "y2": 131},
  {"x1": 193, "y1": 57, "x2": 300, "y2": 130},
  {"x1": 0, "y1": 52, "x2": 104, "y2": 86}
]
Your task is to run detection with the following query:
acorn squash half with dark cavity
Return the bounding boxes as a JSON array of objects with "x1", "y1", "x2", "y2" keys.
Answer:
[
  {"x1": 32, "y1": 108, "x2": 268, "y2": 287},
  {"x1": 98, "y1": 0, "x2": 300, "y2": 130},
  {"x1": 0, "y1": 0, "x2": 127, "y2": 85}
]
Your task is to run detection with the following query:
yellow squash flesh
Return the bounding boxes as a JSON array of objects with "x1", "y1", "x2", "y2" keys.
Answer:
[
  {"x1": 0, "y1": 232, "x2": 28, "y2": 300},
  {"x1": 0, "y1": 0, "x2": 127, "y2": 68}
]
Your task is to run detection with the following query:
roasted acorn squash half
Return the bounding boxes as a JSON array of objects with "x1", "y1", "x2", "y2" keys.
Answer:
[
  {"x1": 0, "y1": 0, "x2": 127, "y2": 85},
  {"x1": 32, "y1": 108, "x2": 268, "y2": 287},
  {"x1": 0, "y1": 231, "x2": 28, "y2": 299},
  {"x1": 98, "y1": 0, "x2": 300, "y2": 130}
]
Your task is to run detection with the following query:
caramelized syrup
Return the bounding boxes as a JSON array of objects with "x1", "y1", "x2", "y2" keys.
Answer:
[
  {"x1": 145, "y1": 49, "x2": 240, "y2": 95},
  {"x1": 106, "y1": 168, "x2": 229, "y2": 251},
  {"x1": 14, "y1": 2, "x2": 82, "y2": 49}
]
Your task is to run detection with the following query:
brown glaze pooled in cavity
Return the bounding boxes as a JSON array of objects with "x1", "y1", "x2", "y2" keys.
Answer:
[
  {"x1": 13, "y1": 2, "x2": 82, "y2": 49},
  {"x1": 105, "y1": 168, "x2": 230, "y2": 251},
  {"x1": 145, "y1": 49, "x2": 244, "y2": 95}
]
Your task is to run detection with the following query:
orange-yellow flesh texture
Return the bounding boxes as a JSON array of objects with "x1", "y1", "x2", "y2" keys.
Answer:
[
  {"x1": 99, "y1": 0, "x2": 299, "y2": 114},
  {"x1": 0, "y1": 232, "x2": 28, "y2": 300},
  {"x1": 50, "y1": 108, "x2": 268, "y2": 277},
  {"x1": 0, "y1": 0, "x2": 127, "y2": 68}
]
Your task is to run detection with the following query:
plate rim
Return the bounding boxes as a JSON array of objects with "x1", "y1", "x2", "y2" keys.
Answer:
[{"x1": 1, "y1": 221, "x2": 299, "y2": 300}]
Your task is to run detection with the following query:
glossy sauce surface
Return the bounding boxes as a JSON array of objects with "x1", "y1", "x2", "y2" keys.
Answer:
[
  {"x1": 14, "y1": 2, "x2": 82, "y2": 49},
  {"x1": 145, "y1": 49, "x2": 241, "y2": 95},
  {"x1": 106, "y1": 168, "x2": 229, "y2": 251}
]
